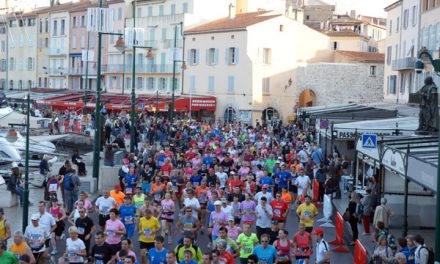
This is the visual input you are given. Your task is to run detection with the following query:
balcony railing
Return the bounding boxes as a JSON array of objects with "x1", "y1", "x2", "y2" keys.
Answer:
[
  {"x1": 48, "y1": 48, "x2": 68, "y2": 56},
  {"x1": 102, "y1": 64, "x2": 177, "y2": 74},
  {"x1": 392, "y1": 57, "x2": 417, "y2": 71},
  {"x1": 68, "y1": 68, "x2": 97, "y2": 75}
]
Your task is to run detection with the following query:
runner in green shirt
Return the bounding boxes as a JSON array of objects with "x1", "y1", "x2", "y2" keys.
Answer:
[
  {"x1": 0, "y1": 243, "x2": 18, "y2": 264},
  {"x1": 265, "y1": 155, "x2": 277, "y2": 174},
  {"x1": 236, "y1": 223, "x2": 259, "y2": 264}
]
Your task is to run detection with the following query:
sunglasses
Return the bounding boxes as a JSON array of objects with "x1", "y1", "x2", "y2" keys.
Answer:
[
  {"x1": 261, "y1": 240, "x2": 269, "y2": 243},
  {"x1": 186, "y1": 210, "x2": 192, "y2": 213}
]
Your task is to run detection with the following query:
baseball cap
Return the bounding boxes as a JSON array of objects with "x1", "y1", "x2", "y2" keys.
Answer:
[
  {"x1": 11, "y1": 162, "x2": 18, "y2": 168},
  {"x1": 262, "y1": 184, "x2": 269, "y2": 189},
  {"x1": 30, "y1": 213, "x2": 40, "y2": 221},
  {"x1": 311, "y1": 227, "x2": 324, "y2": 236},
  {"x1": 214, "y1": 200, "x2": 222, "y2": 206},
  {"x1": 114, "y1": 184, "x2": 122, "y2": 190},
  {"x1": 271, "y1": 219, "x2": 278, "y2": 225}
]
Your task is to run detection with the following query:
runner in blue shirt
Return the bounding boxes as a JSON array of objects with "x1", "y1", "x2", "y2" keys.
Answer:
[
  {"x1": 259, "y1": 173, "x2": 275, "y2": 192},
  {"x1": 123, "y1": 167, "x2": 139, "y2": 195},
  {"x1": 253, "y1": 234, "x2": 278, "y2": 264},
  {"x1": 179, "y1": 250, "x2": 198, "y2": 264},
  {"x1": 275, "y1": 165, "x2": 292, "y2": 189},
  {"x1": 119, "y1": 196, "x2": 136, "y2": 239},
  {"x1": 148, "y1": 236, "x2": 169, "y2": 264},
  {"x1": 190, "y1": 172, "x2": 203, "y2": 187}
]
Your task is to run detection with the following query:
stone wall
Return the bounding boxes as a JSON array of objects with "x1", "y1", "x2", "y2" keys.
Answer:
[{"x1": 294, "y1": 62, "x2": 384, "y2": 105}]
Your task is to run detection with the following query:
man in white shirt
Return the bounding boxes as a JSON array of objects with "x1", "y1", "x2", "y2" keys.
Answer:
[
  {"x1": 183, "y1": 189, "x2": 201, "y2": 218},
  {"x1": 255, "y1": 197, "x2": 273, "y2": 240},
  {"x1": 95, "y1": 190, "x2": 118, "y2": 231},
  {"x1": 37, "y1": 201, "x2": 56, "y2": 255},
  {"x1": 25, "y1": 213, "x2": 49, "y2": 261},
  {"x1": 414, "y1": 234, "x2": 429, "y2": 264},
  {"x1": 254, "y1": 185, "x2": 274, "y2": 205},
  {"x1": 215, "y1": 167, "x2": 228, "y2": 190},
  {"x1": 295, "y1": 169, "x2": 311, "y2": 197},
  {"x1": 312, "y1": 228, "x2": 330, "y2": 264}
]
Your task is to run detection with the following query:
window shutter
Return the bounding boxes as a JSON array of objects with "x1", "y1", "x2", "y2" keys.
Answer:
[
  {"x1": 225, "y1": 48, "x2": 229, "y2": 64},
  {"x1": 187, "y1": 50, "x2": 191, "y2": 65},
  {"x1": 234, "y1": 48, "x2": 239, "y2": 64},
  {"x1": 195, "y1": 49, "x2": 200, "y2": 64},
  {"x1": 205, "y1": 49, "x2": 209, "y2": 65},
  {"x1": 214, "y1": 48, "x2": 219, "y2": 65}
]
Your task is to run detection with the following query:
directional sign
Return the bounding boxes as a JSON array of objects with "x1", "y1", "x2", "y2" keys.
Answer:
[
  {"x1": 139, "y1": 103, "x2": 145, "y2": 109},
  {"x1": 362, "y1": 134, "x2": 377, "y2": 149}
]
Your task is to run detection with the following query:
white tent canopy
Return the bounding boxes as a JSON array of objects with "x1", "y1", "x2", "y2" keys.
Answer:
[{"x1": 0, "y1": 107, "x2": 49, "y2": 129}]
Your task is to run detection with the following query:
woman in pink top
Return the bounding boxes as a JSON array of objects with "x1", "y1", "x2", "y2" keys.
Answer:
[
  {"x1": 192, "y1": 154, "x2": 202, "y2": 170},
  {"x1": 105, "y1": 208, "x2": 126, "y2": 252},
  {"x1": 75, "y1": 192, "x2": 93, "y2": 212},
  {"x1": 159, "y1": 192, "x2": 175, "y2": 244},
  {"x1": 227, "y1": 217, "x2": 242, "y2": 240}
]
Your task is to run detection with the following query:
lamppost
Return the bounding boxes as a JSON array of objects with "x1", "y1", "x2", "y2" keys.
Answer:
[
  {"x1": 92, "y1": 27, "x2": 123, "y2": 182},
  {"x1": 169, "y1": 22, "x2": 186, "y2": 127},
  {"x1": 415, "y1": 46, "x2": 440, "y2": 261}
]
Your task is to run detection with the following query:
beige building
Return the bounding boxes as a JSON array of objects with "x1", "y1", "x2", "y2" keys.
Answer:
[
  {"x1": 6, "y1": 11, "x2": 38, "y2": 89},
  {"x1": 36, "y1": 8, "x2": 51, "y2": 89},
  {"x1": 303, "y1": 0, "x2": 335, "y2": 30},
  {"x1": 48, "y1": 9, "x2": 70, "y2": 89},
  {"x1": 184, "y1": 11, "x2": 330, "y2": 124},
  {"x1": 0, "y1": 20, "x2": 6, "y2": 89}
]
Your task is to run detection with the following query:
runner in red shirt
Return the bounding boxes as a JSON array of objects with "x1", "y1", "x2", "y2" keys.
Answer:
[
  {"x1": 270, "y1": 192, "x2": 289, "y2": 229},
  {"x1": 226, "y1": 172, "x2": 245, "y2": 194},
  {"x1": 216, "y1": 240, "x2": 235, "y2": 264}
]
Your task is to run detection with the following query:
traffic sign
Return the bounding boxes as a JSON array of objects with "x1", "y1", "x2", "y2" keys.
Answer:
[
  {"x1": 362, "y1": 134, "x2": 377, "y2": 148},
  {"x1": 139, "y1": 103, "x2": 145, "y2": 109},
  {"x1": 320, "y1": 119, "x2": 329, "y2": 129}
]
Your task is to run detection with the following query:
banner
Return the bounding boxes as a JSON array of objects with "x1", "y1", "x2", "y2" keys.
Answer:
[{"x1": 317, "y1": 194, "x2": 334, "y2": 228}]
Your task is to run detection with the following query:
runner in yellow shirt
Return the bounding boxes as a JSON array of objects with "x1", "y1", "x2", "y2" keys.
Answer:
[
  {"x1": 138, "y1": 208, "x2": 160, "y2": 264},
  {"x1": 296, "y1": 195, "x2": 319, "y2": 233}
]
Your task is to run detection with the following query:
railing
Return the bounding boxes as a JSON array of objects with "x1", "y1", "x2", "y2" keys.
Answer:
[
  {"x1": 408, "y1": 93, "x2": 421, "y2": 104},
  {"x1": 392, "y1": 57, "x2": 417, "y2": 71},
  {"x1": 68, "y1": 68, "x2": 97, "y2": 75},
  {"x1": 102, "y1": 64, "x2": 177, "y2": 73},
  {"x1": 48, "y1": 48, "x2": 68, "y2": 56}
]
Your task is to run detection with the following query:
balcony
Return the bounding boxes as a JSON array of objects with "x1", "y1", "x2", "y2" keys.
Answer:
[
  {"x1": 48, "y1": 48, "x2": 68, "y2": 56},
  {"x1": 102, "y1": 64, "x2": 177, "y2": 74},
  {"x1": 48, "y1": 68, "x2": 67, "y2": 75},
  {"x1": 68, "y1": 68, "x2": 97, "y2": 75},
  {"x1": 392, "y1": 57, "x2": 417, "y2": 71}
]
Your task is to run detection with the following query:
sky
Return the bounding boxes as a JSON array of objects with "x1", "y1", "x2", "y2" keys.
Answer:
[{"x1": 328, "y1": 0, "x2": 397, "y2": 18}]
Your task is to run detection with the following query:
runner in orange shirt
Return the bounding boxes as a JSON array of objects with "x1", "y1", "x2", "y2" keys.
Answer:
[{"x1": 110, "y1": 184, "x2": 125, "y2": 208}]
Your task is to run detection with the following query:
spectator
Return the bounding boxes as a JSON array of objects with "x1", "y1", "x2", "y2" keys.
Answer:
[
  {"x1": 414, "y1": 235, "x2": 429, "y2": 264},
  {"x1": 373, "y1": 198, "x2": 394, "y2": 234},
  {"x1": 360, "y1": 188, "x2": 372, "y2": 235}
]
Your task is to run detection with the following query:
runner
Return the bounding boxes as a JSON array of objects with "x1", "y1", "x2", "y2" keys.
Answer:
[
  {"x1": 253, "y1": 233, "x2": 278, "y2": 264},
  {"x1": 90, "y1": 231, "x2": 114, "y2": 264},
  {"x1": 293, "y1": 223, "x2": 312, "y2": 264},
  {"x1": 296, "y1": 195, "x2": 319, "y2": 233},
  {"x1": 159, "y1": 192, "x2": 175, "y2": 244},
  {"x1": 104, "y1": 208, "x2": 126, "y2": 253},
  {"x1": 119, "y1": 196, "x2": 137, "y2": 239},
  {"x1": 74, "y1": 207, "x2": 95, "y2": 257},
  {"x1": 236, "y1": 223, "x2": 259, "y2": 264},
  {"x1": 139, "y1": 208, "x2": 160, "y2": 264},
  {"x1": 176, "y1": 207, "x2": 200, "y2": 240},
  {"x1": 9, "y1": 231, "x2": 35, "y2": 264},
  {"x1": 24, "y1": 214, "x2": 48, "y2": 264},
  {"x1": 270, "y1": 192, "x2": 289, "y2": 229},
  {"x1": 95, "y1": 190, "x2": 118, "y2": 231}
]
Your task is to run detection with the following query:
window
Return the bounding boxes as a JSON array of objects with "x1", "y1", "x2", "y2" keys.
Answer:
[
  {"x1": 389, "y1": 20, "x2": 392, "y2": 35},
  {"x1": 136, "y1": 77, "x2": 143, "y2": 89},
  {"x1": 388, "y1": 75, "x2": 397, "y2": 94},
  {"x1": 73, "y1": 17, "x2": 77, "y2": 28},
  {"x1": 19, "y1": 35, "x2": 24, "y2": 47},
  {"x1": 148, "y1": 6, "x2": 153, "y2": 16},
  {"x1": 137, "y1": 7, "x2": 142, "y2": 17},
  {"x1": 386, "y1": 46, "x2": 392, "y2": 65},
  {"x1": 72, "y1": 36, "x2": 76, "y2": 49},
  {"x1": 412, "y1": 5, "x2": 417, "y2": 26},
  {"x1": 39, "y1": 19, "x2": 43, "y2": 33},
  {"x1": 183, "y1": 2, "x2": 188, "y2": 13},
  {"x1": 9, "y1": 38, "x2": 14, "y2": 48},
  {"x1": 171, "y1": 4, "x2": 176, "y2": 14},
  {"x1": 0, "y1": 59, "x2": 6, "y2": 71},
  {"x1": 118, "y1": 8, "x2": 123, "y2": 20},
  {"x1": 227, "y1": 76, "x2": 235, "y2": 93},
  {"x1": 27, "y1": 57, "x2": 33, "y2": 71},
  {"x1": 147, "y1": 78, "x2": 155, "y2": 90},
  {"x1": 332, "y1": 41, "x2": 338, "y2": 50},
  {"x1": 189, "y1": 75, "x2": 196, "y2": 93},
  {"x1": 0, "y1": 41, "x2": 4, "y2": 52},
  {"x1": 81, "y1": 16, "x2": 85, "y2": 27},
  {"x1": 189, "y1": 49, "x2": 199, "y2": 65},
  {"x1": 28, "y1": 35, "x2": 33, "y2": 47},
  {"x1": 81, "y1": 35, "x2": 85, "y2": 48},
  {"x1": 395, "y1": 44, "x2": 398, "y2": 60},
  {"x1": 159, "y1": 5, "x2": 164, "y2": 16},
  {"x1": 279, "y1": 25, "x2": 284, "y2": 32},
  {"x1": 227, "y1": 47, "x2": 239, "y2": 65},
  {"x1": 206, "y1": 48, "x2": 218, "y2": 65},
  {"x1": 400, "y1": 74, "x2": 405, "y2": 93},
  {"x1": 262, "y1": 48, "x2": 271, "y2": 64},
  {"x1": 208, "y1": 76, "x2": 215, "y2": 93},
  {"x1": 396, "y1": 17, "x2": 400, "y2": 32},
  {"x1": 45, "y1": 38, "x2": 49, "y2": 48},
  {"x1": 125, "y1": 77, "x2": 131, "y2": 89},
  {"x1": 53, "y1": 20, "x2": 58, "y2": 36},
  {"x1": 28, "y1": 18, "x2": 35, "y2": 27},
  {"x1": 159, "y1": 77, "x2": 167, "y2": 91},
  {"x1": 90, "y1": 34, "x2": 94, "y2": 48},
  {"x1": 161, "y1": 28, "x2": 167, "y2": 41},
  {"x1": 403, "y1": 9, "x2": 409, "y2": 29},
  {"x1": 262, "y1": 78, "x2": 270, "y2": 94},
  {"x1": 45, "y1": 18, "x2": 49, "y2": 32},
  {"x1": 306, "y1": 15, "x2": 310, "y2": 20},
  {"x1": 61, "y1": 19, "x2": 65, "y2": 35},
  {"x1": 369, "y1": 65, "x2": 376, "y2": 76}
]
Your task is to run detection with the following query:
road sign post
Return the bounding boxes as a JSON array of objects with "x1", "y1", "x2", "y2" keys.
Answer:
[{"x1": 361, "y1": 134, "x2": 377, "y2": 149}]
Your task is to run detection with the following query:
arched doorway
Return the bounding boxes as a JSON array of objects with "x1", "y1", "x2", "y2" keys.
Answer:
[
  {"x1": 299, "y1": 89, "x2": 316, "y2": 107},
  {"x1": 223, "y1": 107, "x2": 236, "y2": 123},
  {"x1": 262, "y1": 107, "x2": 280, "y2": 126}
]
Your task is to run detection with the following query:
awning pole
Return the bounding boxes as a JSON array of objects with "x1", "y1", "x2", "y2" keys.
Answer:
[{"x1": 403, "y1": 145, "x2": 410, "y2": 237}]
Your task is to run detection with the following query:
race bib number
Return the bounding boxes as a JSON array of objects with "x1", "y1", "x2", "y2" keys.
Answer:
[
  {"x1": 67, "y1": 250, "x2": 81, "y2": 262},
  {"x1": 77, "y1": 227, "x2": 85, "y2": 235},
  {"x1": 126, "y1": 188, "x2": 133, "y2": 195},
  {"x1": 144, "y1": 228, "x2": 152, "y2": 238},
  {"x1": 125, "y1": 216, "x2": 134, "y2": 224},
  {"x1": 49, "y1": 183, "x2": 58, "y2": 192},
  {"x1": 243, "y1": 247, "x2": 253, "y2": 254},
  {"x1": 274, "y1": 209, "x2": 281, "y2": 217},
  {"x1": 96, "y1": 260, "x2": 104, "y2": 264},
  {"x1": 278, "y1": 255, "x2": 289, "y2": 262},
  {"x1": 183, "y1": 223, "x2": 193, "y2": 230},
  {"x1": 101, "y1": 206, "x2": 110, "y2": 215},
  {"x1": 106, "y1": 229, "x2": 115, "y2": 236}
]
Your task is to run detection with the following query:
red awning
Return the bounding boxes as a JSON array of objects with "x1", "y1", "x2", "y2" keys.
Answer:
[{"x1": 174, "y1": 97, "x2": 216, "y2": 111}]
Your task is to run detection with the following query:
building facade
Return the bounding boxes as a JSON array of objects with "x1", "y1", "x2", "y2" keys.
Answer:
[
  {"x1": 184, "y1": 11, "x2": 330, "y2": 124},
  {"x1": 7, "y1": 11, "x2": 38, "y2": 90},
  {"x1": 48, "y1": 9, "x2": 70, "y2": 89},
  {"x1": 383, "y1": 0, "x2": 425, "y2": 104},
  {"x1": 0, "y1": 20, "x2": 6, "y2": 89},
  {"x1": 36, "y1": 9, "x2": 50, "y2": 89}
]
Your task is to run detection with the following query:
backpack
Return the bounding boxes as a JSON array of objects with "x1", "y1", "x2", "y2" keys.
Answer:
[
  {"x1": 64, "y1": 173, "x2": 75, "y2": 191},
  {"x1": 118, "y1": 167, "x2": 125, "y2": 178},
  {"x1": 418, "y1": 246, "x2": 435, "y2": 264}
]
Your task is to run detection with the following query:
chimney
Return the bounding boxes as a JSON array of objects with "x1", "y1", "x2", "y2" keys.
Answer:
[
  {"x1": 350, "y1": 10, "x2": 356, "y2": 18},
  {"x1": 229, "y1": 3, "x2": 236, "y2": 19}
]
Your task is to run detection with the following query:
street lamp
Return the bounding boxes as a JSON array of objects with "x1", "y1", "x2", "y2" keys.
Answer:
[{"x1": 415, "y1": 47, "x2": 440, "y2": 261}]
